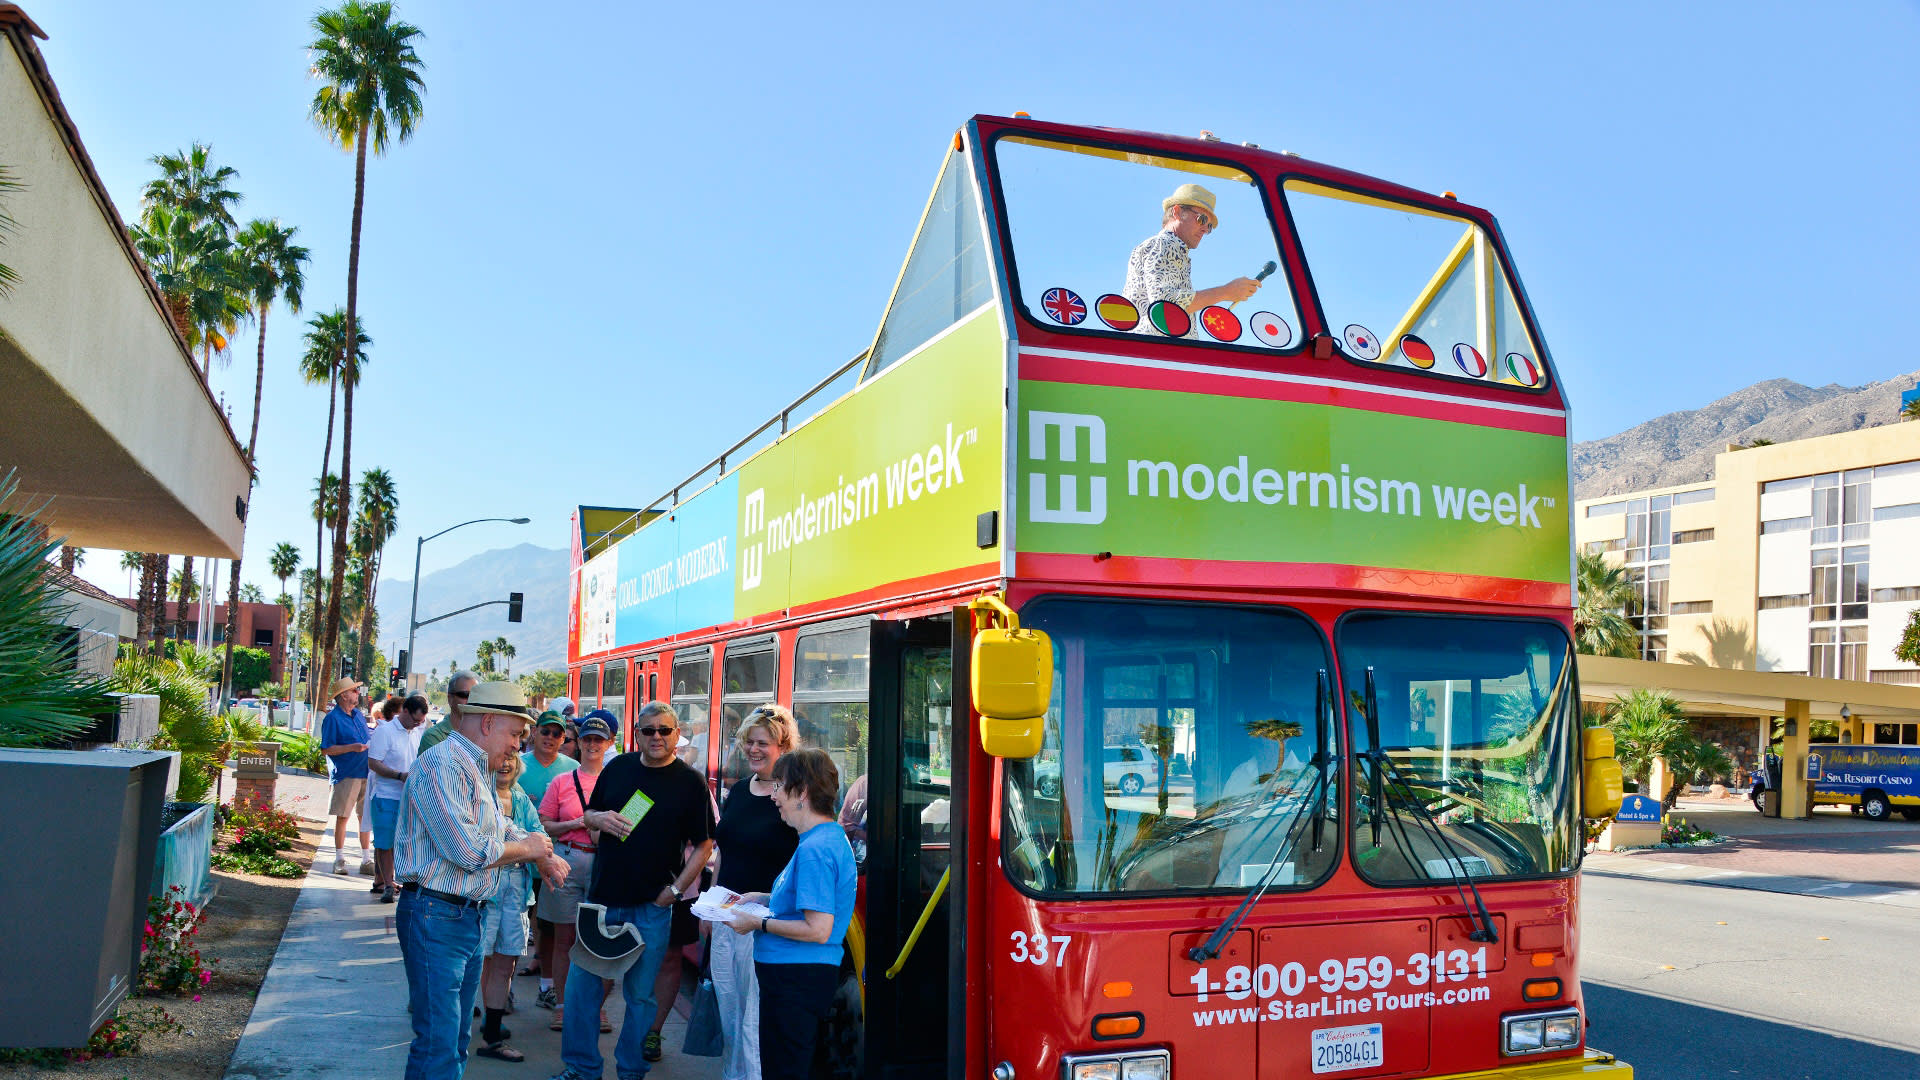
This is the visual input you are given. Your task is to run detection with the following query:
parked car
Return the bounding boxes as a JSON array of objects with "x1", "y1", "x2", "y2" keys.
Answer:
[{"x1": 1106, "y1": 745, "x2": 1159, "y2": 795}]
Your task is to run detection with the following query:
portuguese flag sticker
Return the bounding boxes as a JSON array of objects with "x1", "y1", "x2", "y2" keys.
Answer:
[{"x1": 1148, "y1": 300, "x2": 1191, "y2": 337}]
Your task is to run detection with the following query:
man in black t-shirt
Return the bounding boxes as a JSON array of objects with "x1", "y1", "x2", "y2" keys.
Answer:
[{"x1": 553, "y1": 701, "x2": 715, "y2": 1080}]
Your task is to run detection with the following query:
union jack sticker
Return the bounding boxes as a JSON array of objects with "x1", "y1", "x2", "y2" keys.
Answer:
[{"x1": 1041, "y1": 288, "x2": 1087, "y2": 325}]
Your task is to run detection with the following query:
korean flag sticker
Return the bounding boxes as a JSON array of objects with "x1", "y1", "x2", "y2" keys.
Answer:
[{"x1": 1343, "y1": 324, "x2": 1381, "y2": 360}]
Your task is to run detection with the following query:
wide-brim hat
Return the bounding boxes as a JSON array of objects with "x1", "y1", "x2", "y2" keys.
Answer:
[
  {"x1": 570, "y1": 904, "x2": 645, "y2": 980},
  {"x1": 462, "y1": 681, "x2": 530, "y2": 719},
  {"x1": 329, "y1": 677, "x2": 362, "y2": 701},
  {"x1": 1163, "y1": 182, "x2": 1219, "y2": 226}
]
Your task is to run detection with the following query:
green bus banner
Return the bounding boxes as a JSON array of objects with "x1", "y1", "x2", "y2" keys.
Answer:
[{"x1": 1015, "y1": 379, "x2": 1571, "y2": 586}]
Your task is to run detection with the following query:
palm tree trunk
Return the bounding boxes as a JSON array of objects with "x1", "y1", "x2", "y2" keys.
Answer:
[
  {"x1": 135, "y1": 553, "x2": 158, "y2": 645},
  {"x1": 151, "y1": 553, "x2": 170, "y2": 653},
  {"x1": 322, "y1": 125, "x2": 371, "y2": 693},
  {"x1": 311, "y1": 369, "x2": 338, "y2": 712},
  {"x1": 221, "y1": 300, "x2": 274, "y2": 702},
  {"x1": 356, "y1": 541, "x2": 381, "y2": 690}
]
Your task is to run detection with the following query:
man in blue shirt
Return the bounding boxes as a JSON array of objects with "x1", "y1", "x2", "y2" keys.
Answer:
[{"x1": 320, "y1": 677, "x2": 373, "y2": 876}]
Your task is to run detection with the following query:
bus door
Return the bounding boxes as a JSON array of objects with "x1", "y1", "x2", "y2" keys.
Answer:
[{"x1": 862, "y1": 614, "x2": 961, "y2": 1080}]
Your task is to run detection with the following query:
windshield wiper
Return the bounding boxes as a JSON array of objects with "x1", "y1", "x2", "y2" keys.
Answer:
[
  {"x1": 1189, "y1": 731, "x2": 1332, "y2": 963},
  {"x1": 1362, "y1": 667, "x2": 1498, "y2": 944},
  {"x1": 1311, "y1": 668, "x2": 1331, "y2": 853}
]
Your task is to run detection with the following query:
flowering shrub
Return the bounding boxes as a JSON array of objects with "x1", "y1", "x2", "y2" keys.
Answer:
[
  {"x1": 219, "y1": 802, "x2": 302, "y2": 844},
  {"x1": 231, "y1": 824, "x2": 289, "y2": 856},
  {"x1": 212, "y1": 849, "x2": 303, "y2": 877},
  {"x1": 140, "y1": 886, "x2": 216, "y2": 994},
  {"x1": 0, "y1": 1003, "x2": 180, "y2": 1064},
  {"x1": 1661, "y1": 818, "x2": 1717, "y2": 845}
]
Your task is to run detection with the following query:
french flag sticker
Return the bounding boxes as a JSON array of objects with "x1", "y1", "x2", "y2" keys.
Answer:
[{"x1": 1452, "y1": 342, "x2": 1487, "y2": 378}]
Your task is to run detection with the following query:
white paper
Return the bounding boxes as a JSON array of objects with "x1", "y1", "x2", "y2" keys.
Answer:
[{"x1": 690, "y1": 885, "x2": 773, "y2": 924}]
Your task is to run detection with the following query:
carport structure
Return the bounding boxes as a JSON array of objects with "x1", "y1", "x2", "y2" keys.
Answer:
[{"x1": 1578, "y1": 655, "x2": 1920, "y2": 818}]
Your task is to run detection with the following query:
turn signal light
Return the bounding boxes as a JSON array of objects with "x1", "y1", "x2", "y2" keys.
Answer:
[
  {"x1": 1531, "y1": 952, "x2": 1555, "y2": 968},
  {"x1": 1102, "y1": 981, "x2": 1134, "y2": 999},
  {"x1": 1522, "y1": 978, "x2": 1563, "y2": 1001},
  {"x1": 1092, "y1": 1013, "x2": 1144, "y2": 1040}
]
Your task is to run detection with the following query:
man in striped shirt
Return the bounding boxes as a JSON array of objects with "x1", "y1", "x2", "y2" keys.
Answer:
[{"x1": 395, "y1": 681, "x2": 567, "y2": 1080}]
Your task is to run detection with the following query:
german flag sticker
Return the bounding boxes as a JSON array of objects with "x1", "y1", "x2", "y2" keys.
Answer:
[
  {"x1": 1200, "y1": 305, "x2": 1241, "y2": 342},
  {"x1": 1399, "y1": 334, "x2": 1436, "y2": 369},
  {"x1": 1095, "y1": 293, "x2": 1139, "y2": 331},
  {"x1": 1148, "y1": 300, "x2": 1191, "y2": 338}
]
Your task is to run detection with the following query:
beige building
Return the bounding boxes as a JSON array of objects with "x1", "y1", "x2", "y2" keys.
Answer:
[{"x1": 1576, "y1": 423, "x2": 1920, "y2": 750}]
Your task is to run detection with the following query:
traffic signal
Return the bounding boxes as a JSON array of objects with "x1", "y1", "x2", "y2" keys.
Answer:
[
  {"x1": 342, "y1": 655, "x2": 356, "y2": 678},
  {"x1": 507, "y1": 592, "x2": 524, "y2": 623},
  {"x1": 397, "y1": 649, "x2": 410, "y2": 678},
  {"x1": 299, "y1": 663, "x2": 309, "y2": 682},
  {"x1": 389, "y1": 666, "x2": 402, "y2": 686}
]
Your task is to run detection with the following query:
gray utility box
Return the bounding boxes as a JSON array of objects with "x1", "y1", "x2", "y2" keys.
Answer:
[{"x1": 0, "y1": 748, "x2": 172, "y2": 1048}]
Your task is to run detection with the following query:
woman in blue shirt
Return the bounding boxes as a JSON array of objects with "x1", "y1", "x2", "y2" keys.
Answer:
[{"x1": 726, "y1": 748, "x2": 856, "y2": 1080}]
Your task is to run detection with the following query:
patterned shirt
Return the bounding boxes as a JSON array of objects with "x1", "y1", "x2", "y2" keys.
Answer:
[
  {"x1": 395, "y1": 730, "x2": 530, "y2": 900},
  {"x1": 1124, "y1": 229, "x2": 1196, "y2": 315}
]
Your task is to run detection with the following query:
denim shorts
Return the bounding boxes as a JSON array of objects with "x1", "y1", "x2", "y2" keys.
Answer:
[
  {"x1": 480, "y1": 873, "x2": 530, "y2": 957},
  {"x1": 370, "y1": 798, "x2": 401, "y2": 850}
]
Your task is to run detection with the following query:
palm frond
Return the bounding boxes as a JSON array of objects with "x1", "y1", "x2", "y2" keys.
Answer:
[{"x1": 0, "y1": 473, "x2": 116, "y2": 747}]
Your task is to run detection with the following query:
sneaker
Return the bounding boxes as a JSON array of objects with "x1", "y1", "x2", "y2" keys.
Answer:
[
  {"x1": 359, "y1": 857, "x2": 375, "y2": 876},
  {"x1": 379, "y1": 887, "x2": 396, "y2": 904},
  {"x1": 536, "y1": 988, "x2": 558, "y2": 1011},
  {"x1": 642, "y1": 1030, "x2": 662, "y2": 1061},
  {"x1": 333, "y1": 855, "x2": 346, "y2": 875},
  {"x1": 547, "y1": 1070, "x2": 591, "y2": 1080}
]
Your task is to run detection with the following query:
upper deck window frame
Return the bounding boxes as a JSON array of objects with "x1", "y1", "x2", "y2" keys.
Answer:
[
  {"x1": 981, "y1": 128, "x2": 1307, "y2": 362},
  {"x1": 1274, "y1": 173, "x2": 1555, "y2": 398}
]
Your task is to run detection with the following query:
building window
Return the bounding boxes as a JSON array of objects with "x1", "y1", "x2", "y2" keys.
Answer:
[
  {"x1": 1671, "y1": 600, "x2": 1713, "y2": 615},
  {"x1": 1810, "y1": 626, "x2": 1867, "y2": 681},
  {"x1": 1585, "y1": 500, "x2": 1627, "y2": 517},
  {"x1": 1871, "y1": 722, "x2": 1919, "y2": 745},
  {"x1": 1759, "y1": 594, "x2": 1809, "y2": 610},
  {"x1": 1870, "y1": 670, "x2": 1920, "y2": 686},
  {"x1": 1582, "y1": 538, "x2": 1624, "y2": 555},
  {"x1": 1760, "y1": 517, "x2": 1810, "y2": 534},
  {"x1": 1672, "y1": 487, "x2": 1715, "y2": 506},
  {"x1": 1623, "y1": 495, "x2": 1671, "y2": 564},
  {"x1": 252, "y1": 629, "x2": 275, "y2": 649},
  {"x1": 1762, "y1": 476, "x2": 1812, "y2": 494},
  {"x1": 1672, "y1": 528, "x2": 1715, "y2": 544},
  {"x1": 1874, "y1": 502, "x2": 1920, "y2": 522},
  {"x1": 1870, "y1": 586, "x2": 1920, "y2": 603},
  {"x1": 1628, "y1": 562, "x2": 1668, "y2": 661},
  {"x1": 1811, "y1": 471, "x2": 1872, "y2": 544}
]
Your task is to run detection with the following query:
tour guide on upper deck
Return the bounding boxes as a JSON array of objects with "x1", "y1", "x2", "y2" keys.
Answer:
[{"x1": 1123, "y1": 183, "x2": 1262, "y2": 329}]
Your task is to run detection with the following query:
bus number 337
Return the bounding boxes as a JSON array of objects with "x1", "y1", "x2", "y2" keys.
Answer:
[{"x1": 1190, "y1": 948, "x2": 1489, "y2": 1003}]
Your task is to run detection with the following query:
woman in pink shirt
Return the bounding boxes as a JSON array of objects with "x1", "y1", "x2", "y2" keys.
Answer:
[{"x1": 538, "y1": 713, "x2": 613, "y2": 1030}]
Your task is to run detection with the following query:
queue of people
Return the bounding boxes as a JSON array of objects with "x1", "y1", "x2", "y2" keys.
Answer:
[{"x1": 340, "y1": 675, "x2": 857, "y2": 1080}]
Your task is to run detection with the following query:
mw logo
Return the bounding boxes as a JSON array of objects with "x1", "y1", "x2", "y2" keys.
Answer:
[
  {"x1": 740, "y1": 488, "x2": 765, "y2": 590},
  {"x1": 1028, "y1": 410, "x2": 1106, "y2": 525}
]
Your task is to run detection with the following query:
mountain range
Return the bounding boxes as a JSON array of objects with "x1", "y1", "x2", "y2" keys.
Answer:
[
  {"x1": 1571, "y1": 370, "x2": 1920, "y2": 498},
  {"x1": 376, "y1": 542, "x2": 569, "y2": 678}
]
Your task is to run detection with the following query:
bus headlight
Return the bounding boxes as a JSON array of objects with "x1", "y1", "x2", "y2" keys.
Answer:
[
  {"x1": 1064, "y1": 1048, "x2": 1169, "y2": 1080},
  {"x1": 1501, "y1": 1008, "x2": 1580, "y2": 1056}
]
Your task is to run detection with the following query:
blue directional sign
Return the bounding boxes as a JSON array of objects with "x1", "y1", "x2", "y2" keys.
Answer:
[
  {"x1": 1614, "y1": 794, "x2": 1662, "y2": 823},
  {"x1": 1805, "y1": 753, "x2": 1822, "y2": 780}
]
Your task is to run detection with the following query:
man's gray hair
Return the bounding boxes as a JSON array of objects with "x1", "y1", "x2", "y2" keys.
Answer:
[
  {"x1": 447, "y1": 670, "x2": 479, "y2": 717},
  {"x1": 635, "y1": 700, "x2": 675, "y2": 726}
]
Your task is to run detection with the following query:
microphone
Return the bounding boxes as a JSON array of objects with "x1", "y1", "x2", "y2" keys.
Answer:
[{"x1": 1254, "y1": 260, "x2": 1278, "y2": 282}]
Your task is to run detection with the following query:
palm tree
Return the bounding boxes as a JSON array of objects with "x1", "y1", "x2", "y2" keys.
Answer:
[
  {"x1": 218, "y1": 220, "x2": 310, "y2": 701},
  {"x1": 58, "y1": 546, "x2": 84, "y2": 572},
  {"x1": 0, "y1": 163, "x2": 22, "y2": 297},
  {"x1": 240, "y1": 583, "x2": 265, "y2": 603},
  {"x1": 143, "y1": 143, "x2": 241, "y2": 232},
  {"x1": 352, "y1": 468, "x2": 399, "y2": 681},
  {"x1": 474, "y1": 638, "x2": 496, "y2": 675},
  {"x1": 1604, "y1": 688, "x2": 1689, "y2": 794},
  {"x1": 307, "y1": 0, "x2": 426, "y2": 705},
  {"x1": 1903, "y1": 399, "x2": 1920, "y2": 422},
  {"x1": 308, "y1": 473, "x2": 342, "y2": 703},
  {"x1": 1574, "y1": 551, "x2": 1638, "y2": 658},
  {"x1": 268, "y1": 542, "x2": 302, "y2": 602},
  {"x1": 127, "y1": 204, "x2": 246, "y2": 373},
  {"x1": 495, "y1": 637, "x2": 515, "y2": 679},
  {"x1": 298, "y1": 310, "x2": 369, "y2": 690},
  {"x1": 120, "y1": 550, "x2": 144, "y2": 597},
  {"x1": 169, "y1": 561, "x2": 199, "y2": 642}
]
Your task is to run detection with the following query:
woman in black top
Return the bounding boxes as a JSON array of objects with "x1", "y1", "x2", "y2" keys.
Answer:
[{"x1": 711, "y1": 704, "x2": 799, "y2": 1080}]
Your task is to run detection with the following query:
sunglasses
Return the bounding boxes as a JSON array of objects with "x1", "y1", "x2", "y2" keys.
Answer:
[
  {"x1": 538, "y1": 727, "x2": 565, "y2": 736},
  {"x1": 449, "y1": 692, "x2": 470, "y2": 700},
  {"x1": 638, "y1": 726, "x2": 676, "y2": 737}
]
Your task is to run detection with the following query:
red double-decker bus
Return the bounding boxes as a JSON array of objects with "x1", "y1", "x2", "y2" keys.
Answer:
[{"x1": 567, "y1": 113, "x2": 1627, "y2": 1080}]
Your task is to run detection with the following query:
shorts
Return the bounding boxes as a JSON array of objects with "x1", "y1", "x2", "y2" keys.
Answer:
[
  {"x1": 537, "y1": 844, "x2": 594, "y2": 924},
  {"x1": 328, "y1": 776, "x2": 366, "y2": 817},
  {"x1": 369, "y1": 798, "x2": 400, "y2": 850},
  {"x1": 670, "y1": 896, "x2": 699, "y2": 947},
  {"x1": 480, "y1": 874, "x2": 530, "y2": 956}
]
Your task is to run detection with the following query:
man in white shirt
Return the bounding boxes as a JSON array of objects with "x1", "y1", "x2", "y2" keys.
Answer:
[{"x1": 368, "y1": 694, "x2": 432, "y2": 902}]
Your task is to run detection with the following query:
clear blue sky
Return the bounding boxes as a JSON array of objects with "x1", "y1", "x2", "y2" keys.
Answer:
[{"x1": 44, "y1": 0, "x2": 1920, "y2": 608}]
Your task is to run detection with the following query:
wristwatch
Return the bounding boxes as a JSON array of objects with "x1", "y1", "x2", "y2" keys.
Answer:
[{"x1": 669, "y1": 884, "x2": 684, "y2": 901}]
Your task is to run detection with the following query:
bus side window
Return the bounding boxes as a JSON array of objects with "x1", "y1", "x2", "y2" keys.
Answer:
[{"x1": 792, "y1": 624, "x2": 872, "y2": 863}]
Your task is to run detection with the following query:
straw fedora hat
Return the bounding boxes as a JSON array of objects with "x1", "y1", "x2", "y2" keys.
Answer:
[
  {"x1": 461, "y1": 681, "x2": 530, "y2": 719},
  {"x1": 329, "y1": 676, "x2": 362, "y2": 701},
  {"x1": 1163, "y1": 183, "x2": 1219, "y2": 226}
]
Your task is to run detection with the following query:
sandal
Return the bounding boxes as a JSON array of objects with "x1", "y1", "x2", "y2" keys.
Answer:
[
  {"x1": 600, "y1": 1010, "x2": 612, "y2": 1033},
  {"x1": 475, "y1": 1043, "x2": 525, "y2": 1062},
  {"x1": 550, "y1": 1013, "x2": 565, "y2": 1032}
]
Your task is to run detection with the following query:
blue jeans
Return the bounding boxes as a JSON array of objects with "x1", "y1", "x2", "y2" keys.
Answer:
[
  {"x1": 562, "y1": 902, "x2": 673, "y2": 1080},
  {"x1": 397, "y1": 890, "x2": 487, "y2": 1080}
]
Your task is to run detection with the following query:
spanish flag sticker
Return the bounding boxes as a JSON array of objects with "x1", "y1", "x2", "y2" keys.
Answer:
[
  {"x1": 1148, "y1": 300, "x2": 1191, "y2": 338},
  {"x1": 1095, "y1": 294, "x2": 1139, "y2": 331}
]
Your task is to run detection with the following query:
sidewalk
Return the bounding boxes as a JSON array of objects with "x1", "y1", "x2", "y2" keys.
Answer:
[
  {"x1": 225, "y1": 773, "x2": 721, "y2": 1080},
  {"x1": 1582, "y1": 795, "x2": 1920, "y2": 909}
]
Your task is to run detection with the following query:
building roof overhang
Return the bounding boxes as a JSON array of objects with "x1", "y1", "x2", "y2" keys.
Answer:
[{"x1": 1578, "y1": 654, "x2": 1920, "y2": 722}]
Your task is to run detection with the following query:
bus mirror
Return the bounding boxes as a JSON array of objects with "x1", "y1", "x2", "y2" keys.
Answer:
[
  {"x1": 1584, "y1": 758, "x2": 1624, "y2": 819},
  {"x1": 972, "y1": 626, "x2": 1053, "y2": 759},
  {"x1": 1583, "y1": 726, "x2": 1614, "y2": 761}
]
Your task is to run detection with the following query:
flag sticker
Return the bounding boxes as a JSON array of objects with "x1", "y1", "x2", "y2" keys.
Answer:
[
  {"x1": 1248, "y1": 312, "x2": 1292, "y2": 348},
  {"x1": 1505, "y1": 352, "x2": 1542, "y2": 386},
  {"x1": 1149, "y1": 300, "x2": 1191, "y2": 338},
  {"x1": 1343, "y1": 324, "x2": 1382, "y2": 360},
  {"x1": 1041, "y1": 287, "x2": 1087, "y2": 325},
  {"x1": 1399, "y1": 334, "x2": 1436, "y2": 369},
  {"x1": 1452, "y1": 343, "x2": 1487, "y2": 377},
  {"x1": 1096, "y1": 293, "x2": 1140, "y2": 331},
  {"x1": 1200, "y1": 305, "x2": 1241, "y2": 342}
]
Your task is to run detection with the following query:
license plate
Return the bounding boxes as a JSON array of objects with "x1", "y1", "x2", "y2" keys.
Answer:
[{"x1": 1311, "y1": 1023, "x2": 1383, "y2": 1075}]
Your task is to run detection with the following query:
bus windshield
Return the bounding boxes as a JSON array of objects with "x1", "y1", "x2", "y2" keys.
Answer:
[
  {"x1": 1338, "y1": 614, "x2": 1578, "y2": 885},
  {"x1": 1002, "y1": 598, "x2": 1339, "y2": 896}
]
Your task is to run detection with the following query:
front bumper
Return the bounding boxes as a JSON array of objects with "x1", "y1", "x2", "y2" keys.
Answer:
[{"x1": 1429, "y1": 1048, "x2": 1631, "y2": 1079}]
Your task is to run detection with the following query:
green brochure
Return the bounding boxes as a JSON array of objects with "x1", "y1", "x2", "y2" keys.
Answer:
[{"x1": 618, "y1": 788, "x2": 654, "y2": 827}]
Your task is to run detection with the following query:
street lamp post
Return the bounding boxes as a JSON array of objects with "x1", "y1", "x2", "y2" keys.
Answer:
[{"x1": 405, "y1": 517, "x2": 530, "y2": 684}]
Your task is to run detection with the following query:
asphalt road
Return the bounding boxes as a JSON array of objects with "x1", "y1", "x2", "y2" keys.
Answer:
[{"x1": 1580, "y1": 873, "x2": 1920, "y2": 1078}]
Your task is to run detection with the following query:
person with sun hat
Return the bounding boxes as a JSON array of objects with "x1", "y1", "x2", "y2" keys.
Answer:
[{"x1": 1123, "y1": 182, "x2": 1262, "y2": 334}]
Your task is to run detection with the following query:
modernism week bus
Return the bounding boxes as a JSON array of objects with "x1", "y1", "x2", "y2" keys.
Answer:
[{"x1": 566, "y1": 114, "x2": 1629, "y2": 1080}]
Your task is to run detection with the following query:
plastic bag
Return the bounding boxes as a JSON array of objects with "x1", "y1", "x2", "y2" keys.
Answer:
[{"x1": 683, "y1": 976, "x2": 723, "y2": 1057}]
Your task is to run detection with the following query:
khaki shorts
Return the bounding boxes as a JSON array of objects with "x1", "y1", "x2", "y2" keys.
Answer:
[
  {"x1": 328, "y1": 776, "x2": 367, "y2": 817},
  {"x1": 537, "y1": 844, "x2": 595, "y2": 924}
]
